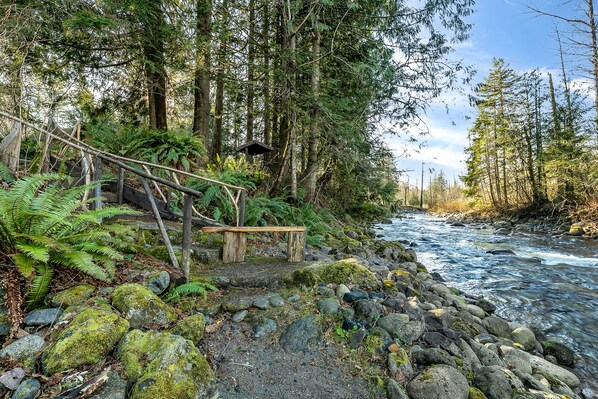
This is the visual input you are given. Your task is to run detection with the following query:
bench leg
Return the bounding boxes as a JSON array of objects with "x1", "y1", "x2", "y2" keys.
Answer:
[
  {"x1": 223, "y1": 231, "x2": 247, "y2": 263},
  {"x1": 287, "y1": 231, "x2": 305, "y2": 262}
]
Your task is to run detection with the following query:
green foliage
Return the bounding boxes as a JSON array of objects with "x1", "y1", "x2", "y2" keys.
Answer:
[
  {"x1": 0, "y1": 173, "x2": 137, "y2": 306},
  {"x1": 162, "y1": 281, "x2": 218, "y2": 303},
  {"x1": 0, "y1": 160, "x2": 15, "y2": 183},
  {"x1": 90, "y1": 123, "x2": 206, "y2": 170}
]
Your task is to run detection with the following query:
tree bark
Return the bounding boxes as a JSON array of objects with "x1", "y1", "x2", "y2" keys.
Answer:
[
  {"x1": 246, "y1": 0, "x2": 256, "y2": 143},
  {"x1": 212, "y1": 2, "x2": 228, "y2": 160},
  {"x1": 193, "y1": 0, "x2": 212, "y2": 147}
]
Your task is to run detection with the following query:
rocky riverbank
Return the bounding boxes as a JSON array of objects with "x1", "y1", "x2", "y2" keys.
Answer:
[{"x1": 0, "y1": 224, "x2": 593, "y2": 399}]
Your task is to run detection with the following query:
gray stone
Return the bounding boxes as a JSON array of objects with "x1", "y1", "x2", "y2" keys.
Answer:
[
  {"x1": 387, "y1": 379, "x2": 410, "y2": 399},
  {"x1": 252, "y1": 317, "x2": 277, "y2": 338},
  {"x1": 377, "y1": 314, "x2": 409, "y2": 338},
  {"x1": 499, "y1": 345, "x2": 532, "y2": 374},
  {"x1": 354, "y1": 299, "x2": 385, "y2": 324},
  {"x1": 466, "y1": 304, "x2": 486, "y2": 319},
  {"x1": 0, "y1": 335, "x2": 45, "y2": 362},
  {"x1": 476, "y1": 298, "x2": 497, "y2": 313},
  {"x1": 483, "y1": 316, "x2": 511, "y2": 339},
  {"x1": 0, "y1": 368, "x2": 26, "y2": 390},
  {"x1": 430, "y1": 283, "x2": 451, "y2": 297},
  {"x1": 317, "y1": 298, "x2": 340, "y2": 315},
  {"x1": 287, "y1": 295, "x2": 301, "y2": 302},
  {"x1": 512, "y1": 327, "x2": 536, "y2": 351},
  {"x1": 215, "y1": 275, "x2": 231, "y2": 287},
  {"x1": 232, "y1": 310, "x2": 248, "y2": 323},
  {"x1": 387, "y1": 348, "x2": 413, "y2": 381},
  {"x1": 343, "y1": 291, "x2": 368, "y2": 303},
  {"x1": 279, "y1": 316, "x2": 319, "y2": 353},
  {"x1": 190, "y1": 245, "x2": 221, "y2": 264},
  {"x1": 252, "y1": 296, "x2": 270, "y2": 310},
  {"x1": 51, "y1": 284, "x2": 95, "y2": 308},
  {"x1": 88, "y1": 370, "x2": 127, "y2": 399},
  {"x1": 317, "y1": 286, "x2": 335, "y2": 297},
  {"x1": 12, "y1": 378, "x2": 40, "y2": 399},
  {"x1": 541, "y1": 341, "x2": 575, "y2": 367},
  {"x1": 528, "y1": 353, "x2": 580, "y2": 388},
  {"x1": 458, "y1": 339, "x2": 481, "y2": 370},
  {"x1": 146, "y1": 271, "x2": 170, "y2": 295},
  {"x1": 23, "y1": 308, "x2": 62, "y2": 326},
  {"x1": 269, "y1": 294, "x2": 285, "y2": 307},
  {"x1": 411, "y1": 347, "x2": 456, "y2": 368},
  {"x1": 336, "y1": 284, "x2": 351, "y2": 299},
  {"x1": 473, "y1": 366, "x2": 525, "y2": 399},
  {"x1": 407, "y1": 365, "x2": 468, "y2": 399},
  {"x1": 349, "y1": 328, "x2": 366, "y2": 349},
  {"x1": 222, "y1": 296, "x2": 253, "y2": 312},
  {"x1": 476, "y1": 346, "x2": 506, "y2": 367}
]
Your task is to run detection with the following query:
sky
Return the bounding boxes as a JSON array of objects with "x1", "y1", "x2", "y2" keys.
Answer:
[{"x1": 387, "y1": 0, "x2": 585, "y2": 189}]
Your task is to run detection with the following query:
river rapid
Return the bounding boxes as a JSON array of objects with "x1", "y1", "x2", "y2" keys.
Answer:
[{"x1": 376, "y1": 212, "x2": 598, "y2": 392}]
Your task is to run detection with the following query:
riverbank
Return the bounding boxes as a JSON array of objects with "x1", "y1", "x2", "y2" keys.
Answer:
[{"x1": 0, "y1": 223, "x2": 593, "y2": 399}]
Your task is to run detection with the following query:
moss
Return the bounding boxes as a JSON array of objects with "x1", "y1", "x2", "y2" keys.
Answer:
[
  {"x1": 363, "y1": 335, "x2": 384, "y2": 357},
  {"x1": 383, "y1": 280, "x2": 398, "y2": 290},
  {"x1": 42, "y1": 307, "x2": 129, "y2": 374},
  {"x1": 144, "y1": 246, "x2": 181, "y2": 264},
  {"x1": 389, "y1": 348, "x2": 409, "y2": 365},
  {"x1": 468, "y1": 387, "x2": 487, "y2": 399},
  {"x1": 112, "y1": 283, "x2": 178, "y2": 329},
  {"x1": 292, "y1": 259, "x2": 380, "y2": 289},
  {"x1": 170, "y1": 314, "x2": 206, "y2": 343},
  {"x1": 118, "y1": 329, "x2": 215, "y2": 399},
  {"x1": 418, "y1": 372, "x2": 432, "y2": 382},
  {"x1": 194, "y1": 233, "x2": 224, "y2": 248},
  {"x1": 388, "y1": 270, "x2": 411, "y2": 278},
  {"x1": 51, "y1": 284, "x2": 96, "y2": 308},
  {"x1": 416, "y1": 264, "x2": 428, "y2": 273},
  {"x1": 455, "y1": 357, "x2": 464, "y2": 366}
]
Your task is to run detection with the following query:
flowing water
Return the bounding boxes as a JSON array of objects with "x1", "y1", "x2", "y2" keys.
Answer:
[{"x1": 376, "y1": 212, "x2": 598, "y2": 391}]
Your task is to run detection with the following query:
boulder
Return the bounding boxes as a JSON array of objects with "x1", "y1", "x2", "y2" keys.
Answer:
[
  {"x1": 252, "y1": 317, "x2": 277, "y2": 338},
  {"x1": 292, "y1": 259, "x2": 380, "y2": 290},
  {"x1": 387, "y1": 379, "x2": 410, "y2": 399},
  {"x1": 541, "y1": 341, "x2": 575, "y2": 367},
  {"x1": 0, "y1": 368, "x2": 26, "y2": 390},
  {"x1": 111, "y1": 283, "x2": 177, "y2": 329},
  {"x1": 316, "y1": 298, "x2": 340, "y2": 315},
  {"x1": 12, "y1": 378, "x2": 40, "y2": 399},
  {"x1": 146, "y1": 271, "x2": 170, "y2": 295},
  {"x1": 407, "y1": 365, "x2": 469, "y2": 399},
  {"x1": 51, "y1": 284, "x2": 95, "y2": 308},
  {"x1": 482, "y1": 316, "x2": 511, "y2": 339},
  {"x1": 170, "y1": 313, "x2": 206, "y2": 343},
  {"x1": 377, "y1": 313, "x2": 425, "y2": 344},
  {"x1": 568, "y1": 223, "x2": 585, "y2": 236},
  {"x1": 88, "y1": 370, "x2": 127, "y2": 399},
  {"x1": 512, "y1": 327, "x2": 536, "y2": 351},
  {"x1": 0, "y1": 334, "x2": 44, "y2": 368},
  {"x1": 221, "y1": 296, "x2": 253, "y2": 312},
  {"x1": 355, "y1": 300, "x2": 385, "y2": 324},
  {"x1": 498, "y1": 345, "x2": 532, "y2": 374},
  {"x1": 118, "y1": 329, "x2": 216, "y2": 399},
  {"x1": 528, "y1": 353, "x2": 580, "y2": 388},
  {"x1": 279, "y1": 316, "x2": 320, "y2": 353},
  {"x1": 473, "y1": 366, "x2": 525, "y2": 399},
  {"x1": 42, "y1": 308, "x2": 128, "y2": 374}
]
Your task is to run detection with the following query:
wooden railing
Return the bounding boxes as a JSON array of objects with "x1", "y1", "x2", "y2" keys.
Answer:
[{"x1": 0, "y1": 111, "x2": 247, "y2": 280}]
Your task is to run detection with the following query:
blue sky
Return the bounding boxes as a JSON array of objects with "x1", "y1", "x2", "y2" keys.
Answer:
[{"x1": 388, "y1": 0, "x2": 584, "y2": 188}]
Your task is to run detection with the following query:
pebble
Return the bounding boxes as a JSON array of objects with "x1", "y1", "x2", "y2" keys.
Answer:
[
  {"x1": 23, "y1": 308, "x2": 63, "y2": 326},
  {"x1": 252, "y1": 318, "x2": 277, "y2": 338},
  {"x1": 336, "y1": 284, "x2": 351, "y2": 299},
  {"x1": 0, "y1": 368, "x2": 26, "y2": 391},
  {"x1": 287, "y1": 295, "x2": 301, "y2": 302},
  {"x1": 12, "y1": 379, "x2": 40, "y2": 399},
  {"x1": 0, "y1": 335, "x2": 45, "y2": 361},
  {"x1": 269, "y1": 295, "x2": 284, "y2": 307},
  {"x1": 252, "y1": 296, "x2": 270, "y2": 310},
  {"x1": 232, "y1": 310, "x2": 248, "y2": 323},
  {"x1": 316, "y1": 298, "x2": 340, "y2": 315},
  {"x1": 342, "y1": 291, "x2": 368, "y2": 303}
]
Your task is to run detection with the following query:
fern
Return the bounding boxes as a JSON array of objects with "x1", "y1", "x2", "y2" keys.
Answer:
[
  {"x1": 163, "y1": 281, "x2": 218, "y2": 303},
  {"x1": 0, "y1": 173, "x2": 138, "y2": 307}
]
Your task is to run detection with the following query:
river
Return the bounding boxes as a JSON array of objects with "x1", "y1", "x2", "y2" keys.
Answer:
[{"x1": 376, "y1": 212, "x2": 598, "y2": 392}]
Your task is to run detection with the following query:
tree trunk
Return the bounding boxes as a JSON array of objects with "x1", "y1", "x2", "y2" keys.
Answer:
[
  {"x1": 587, "y1": 0, "x2": 598, "y2": 136},
  {"x1": 143, "y1": 1, "x2": 168, "y2": 131},
  {"x1": 246, "y1": 0, "x2": 256, "y2": 143},
  {"x1": 304, "y1": 10, "x2": 321, "y2": 203},
  {"x1": 262, "y1": 1, "x2": 272, "y2": 155},
  {"x1": 212, "y1": 2, "x2": 228, "y2": 160},
  {"x1": 193, "y1": 0, "x2": 212, "y2": 147}
]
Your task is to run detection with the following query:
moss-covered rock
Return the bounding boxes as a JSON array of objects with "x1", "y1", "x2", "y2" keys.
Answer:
[
  {"x1": 117, "y1": 329, "x2": 216, "y2": 399},
  {"x1": 42, "y1": 307, "x2": 129, "y2": 374},
  {"x1": 112, "y1": 283, "x2": 178, "y2": 329},
  {"x1": 51, "y1": 284, "x2": 96, "y2": 308},
  {"x1": 170, "y1": 313, "x2": 206, "y2": 343},
  {"x1": 468, "y1": 387, "x2": 487, "y2": 399},
  {"x1": 292, "y1": 259, "x2": 380, "y2": 290}
]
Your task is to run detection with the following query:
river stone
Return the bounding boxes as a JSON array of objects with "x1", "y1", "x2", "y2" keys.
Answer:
[
  {"x1": 12, "y1": 378, "x2": 40, "y2": 399},
  {"x1": 483, "y1": 316, "x2": 511, "y2": 339},
  {"x1": 476, "y1": 345, "x2": 506, "y2": 367},
  {"x1": 458, "y1": 339, "x2": 482, "y2": 370},
  {"x1": 0, "y1": 368, "x2": 26, "y2": 390},
  {"x1": 498, "y1": 345, "x2": 532, "y2": 374},
  {"x1": 430, "y1": 283, "x2": 451, "y2": 297},
  {"x1": 354, "y1": 299, "x2": 385, "y2": 323},
  {"x1": 512, "y1": 327, "x2": 536, "y2": 351},
  {"x1": 222, "y1": 296, "x2": 253, "y2": 312},
  {"x1": 473, "y1": 366, "x2": 525, "y2": 399},
  {"x1": 23, "y1": 308, "x2": 62, "y2": 326},
  {"x1": 232, "y1": 310, "x2": 248, "y2": 323},
  {"x1": 42, "y1": 308, "x2": 129, "y2": 374},
  {"x1": 466, "y1": 304, "x2": 486, "y2": 319},
  {"x1": 407, "y1": 365, "x2": 468, "y2": 399},
  {"x1": 88, "y1": 370, "x2": 127, "y2": 399},
  {"x1": 568, "y1": 224, "x2": 585, "y2": 236},
  {"x1": 279, "y1": 316, "x2": 320, "y2": 353},
  {"x1": 170, "y1": 313, "x2": 206, "y2": 343},
  {"x1": 387, "y1": 378, "x2": 410, "y2": 399},
  {"x1": 252, "y1": 296, "x2": 269, "y2": 310},
  {"x1": 146, "y1": 271, "x2": 170, "y2": 295},
  {"x1": 111, "y1": 283, "x2": 177, "y2": 329},
  {"x1": 117, "y1": 329, "x2": 216, "y2": 399},
  {"x1": 541, "y1": 341, "x2": 575, "y2": 367},
  {"x1": 528, "y1": 353, "x2": 580, "y2": 388},
  {"x1": 336, "y1": 284, "x2": 350, "y2": 299},
  {"x1": 411, "y1": 347, "x2": 456, "y2": 368},
  {"x1": 475, "y1": 298, "x2": 496, "y2": 313},
  {"x1": 51, "y1": 284, "x2": 95, "y2": 308},
  {"x1": 269, "y1": 294, "x2": 284, "y2": 307},
  {"x1": 387, "y1": 348, "x2": 413, "y2": 381},
  {"x1": 317, "y1": 298, "x2": 340, "y2": 315},
  {"x1": 252, "y1": 317, "x2": 277, "y2": 338},
  {"x1": 0, "y1": 335, "x2": 44, "y2": 367}
]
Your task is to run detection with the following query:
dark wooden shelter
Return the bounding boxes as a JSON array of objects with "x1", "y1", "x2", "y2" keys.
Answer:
[{"x1": 235, "y1": 140, "x2": 273, "y2": 156}]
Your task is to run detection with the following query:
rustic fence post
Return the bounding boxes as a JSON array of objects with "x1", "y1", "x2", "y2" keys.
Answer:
[{"x1": 181, "y1": 194, "x2": 193, "y2": 281}]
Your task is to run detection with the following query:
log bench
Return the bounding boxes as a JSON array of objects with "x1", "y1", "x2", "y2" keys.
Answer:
[{"x1": 201, "y1": 226, "x2": 306, "y2": 263}]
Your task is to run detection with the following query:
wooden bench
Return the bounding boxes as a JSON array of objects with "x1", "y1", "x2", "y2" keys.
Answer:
[{"x1": 201, "y1": 226, "x2": 306, "y2": 263}]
